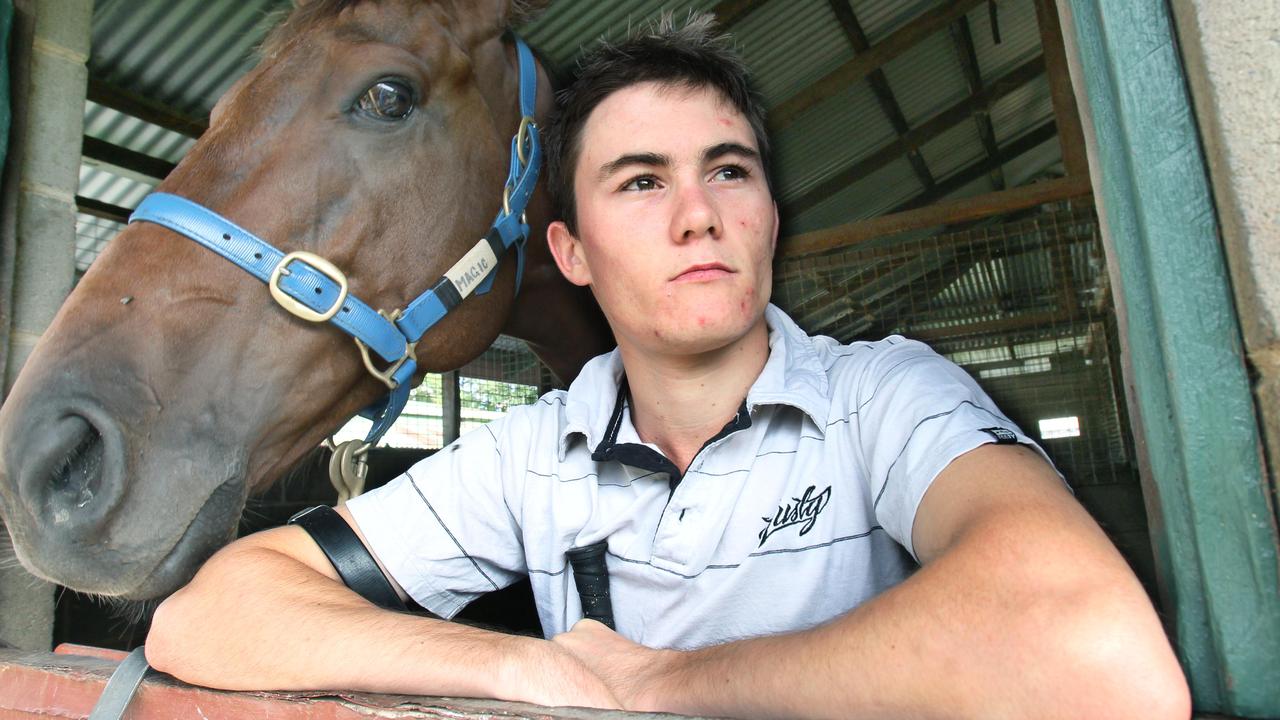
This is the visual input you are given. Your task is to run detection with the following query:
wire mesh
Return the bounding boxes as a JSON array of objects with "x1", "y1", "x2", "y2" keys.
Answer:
[
  {"x1": 774, "y1": 203, "x2": 1133, "y2": 489},
  {"x1": 74, "y1": 213, "x2": 123, "y2": 275},
  {"x1": 333, "y1": 337, "x2": 550, "y2": 450}
]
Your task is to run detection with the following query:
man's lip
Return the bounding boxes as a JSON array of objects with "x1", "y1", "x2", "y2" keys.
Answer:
[{"x1": 672, "y1": 263, "x2": 732, "y2": 282}]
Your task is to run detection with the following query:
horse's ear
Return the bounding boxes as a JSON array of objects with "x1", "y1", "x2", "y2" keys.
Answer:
[
  {"x1": 509, "y1": 0, "x2": 552, "y2": 25},
  {"x1": 454, "y1": 0, "x2": 549, "y2": 41}
]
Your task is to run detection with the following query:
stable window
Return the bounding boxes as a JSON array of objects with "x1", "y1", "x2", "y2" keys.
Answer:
[{"x1": 1037, "y1": 416, "x2": 1081, "y2": 439}]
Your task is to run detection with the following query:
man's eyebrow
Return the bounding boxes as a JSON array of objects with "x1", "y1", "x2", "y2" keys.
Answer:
[
  {"x1": 597, "y1": 152, "x2": 670, "y2": 181},
  {"x1": 703, "y1": 142, "x2": 760, "y2": 163}
]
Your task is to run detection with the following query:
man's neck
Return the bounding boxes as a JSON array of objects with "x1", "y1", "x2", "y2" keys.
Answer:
[{"x1": 617, "y1": 317, "x2": 770, "y2": 474}]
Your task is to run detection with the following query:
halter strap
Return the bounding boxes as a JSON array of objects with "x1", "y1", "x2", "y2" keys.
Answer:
[{"x1": 128, "y1": 36, "x2": 542, "y2": 447}]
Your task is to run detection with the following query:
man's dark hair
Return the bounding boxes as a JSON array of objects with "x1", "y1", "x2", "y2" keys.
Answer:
[{"x1": 544, "y1": 13, "x2": 772, "y2": 235}]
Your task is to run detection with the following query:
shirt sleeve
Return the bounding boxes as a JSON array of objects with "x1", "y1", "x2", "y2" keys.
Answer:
[
  {"x1": 852, "y1": 338, "x2": 1054, "y2": 561},
  {"x1": 345, "y1": 416, "x2": 527, "y2": 619}
]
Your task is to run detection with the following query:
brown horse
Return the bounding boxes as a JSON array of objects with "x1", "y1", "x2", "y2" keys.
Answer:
[{"x1": 0, "y1": 0, "x2": 610, "y2": 600}]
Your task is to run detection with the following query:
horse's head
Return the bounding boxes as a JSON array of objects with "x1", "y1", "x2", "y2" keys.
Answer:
[{"x1": 0, "y1": 0, "x2": 561, "y2": 599}]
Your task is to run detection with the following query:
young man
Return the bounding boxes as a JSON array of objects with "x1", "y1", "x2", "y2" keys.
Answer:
[{"x1": 147, "y1": 16, "x2": 1190, "y2": 719}]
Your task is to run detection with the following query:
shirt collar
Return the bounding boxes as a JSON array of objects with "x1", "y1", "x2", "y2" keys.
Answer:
[
  {"x1": 558, "y1": 304, "x2": 831, "y2": 459},
  {"x1": 747, "y1": 304, "x2": 830, "y2": 429}
]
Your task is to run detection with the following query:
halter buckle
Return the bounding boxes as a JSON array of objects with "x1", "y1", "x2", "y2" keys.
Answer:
[
  {"x1": 353, "y1": 309, "x2": 417, "y2": 390},
  {"x1": 269, "y1": 251, "x2": 349, "y2": 323}
]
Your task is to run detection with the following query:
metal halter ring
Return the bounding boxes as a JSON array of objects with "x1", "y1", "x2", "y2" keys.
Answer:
[
  {"x1": 515, "y1": 115, "x2": 535, "y2": 165},
  {"x1": 353, "y1": 309, "x2": 417, "y2": 390},
  {"x1": 502, "y1": 116, "x2": 536, "y2": 216},
  {"x1": 269, "y1": 251, "x2": 349, "y2": 323}
]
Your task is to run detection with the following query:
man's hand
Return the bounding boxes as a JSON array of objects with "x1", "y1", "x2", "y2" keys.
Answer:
[
  {"x1": 552, "y1": 619, "x2": 678, "y2": 712},
  {"x1": 502, "y1": 633, "x2": 625, "y2": 710}
]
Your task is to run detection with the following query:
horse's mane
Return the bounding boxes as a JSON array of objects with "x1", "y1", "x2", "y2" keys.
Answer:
[{"x1": 259, "y1": 0, "x2": 547, "y2": 58}]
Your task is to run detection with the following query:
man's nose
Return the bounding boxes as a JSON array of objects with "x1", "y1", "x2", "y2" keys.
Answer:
[{"x1": 672, "y1": 182, "x2": 722, "y2": 243}]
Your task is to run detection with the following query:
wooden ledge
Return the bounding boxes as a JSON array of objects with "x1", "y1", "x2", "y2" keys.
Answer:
[{"x1": 0, "y1": 647, "x2": 700, "y2": 719}]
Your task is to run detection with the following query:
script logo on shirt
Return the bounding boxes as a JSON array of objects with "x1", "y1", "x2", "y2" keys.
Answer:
[{"x1": 758, "y1": 485, "x2": 832, "y2": 547}]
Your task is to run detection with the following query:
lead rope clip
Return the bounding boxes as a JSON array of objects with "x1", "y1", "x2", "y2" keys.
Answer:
[{"x1": 324, "y1": 438, "x2": 371, "y2": 503}]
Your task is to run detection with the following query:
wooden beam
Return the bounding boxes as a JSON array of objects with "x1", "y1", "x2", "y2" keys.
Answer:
[
  {"x1": 75, "y1": 196, "x2": 131, "y2": 224},
  {"x1": 949, "y1": 15, "x2": 1005, "y2": 189},
  {"x1": 784, "y1": 54, "x2": 1043, "y2": 216},
  {"x1": 81, "y1": 136, "x2": 176, "y2": 182},
  {"x1": 86, "y1": 76, "x2": 207, "y2": 139},
  {"x1": 769, "y1": 0, "x2": 987, "y2": 131},
  {"x1": 826, "y1": 0, "x2": 935, "y2": 191},
  {"x1": 781, "y1": 173, "x2": 1092, "y2": 259},
  {"x1": 1033, "y1": 0, "x2": 1088, "y2": 177}
]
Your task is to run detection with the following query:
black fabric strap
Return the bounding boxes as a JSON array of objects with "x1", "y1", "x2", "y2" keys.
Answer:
[{"x1": 288, "y1": 505, "x2": 407, "y2": 612}]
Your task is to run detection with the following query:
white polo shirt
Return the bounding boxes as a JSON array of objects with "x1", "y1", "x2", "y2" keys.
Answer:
[{"x1": 347, "y1": 305, "x2": 1043, "y2": 650}]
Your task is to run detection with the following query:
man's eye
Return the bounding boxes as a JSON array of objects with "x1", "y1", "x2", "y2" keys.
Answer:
[
  {"x1": 354, "y1": 79, "x2": 414, "y2": 120},
  {"x1": 712, "y1": 165, "x2": 750, "y2": 182},
  {"x1": 621, "y1": 176, "x2": 659, "y2": 192}
]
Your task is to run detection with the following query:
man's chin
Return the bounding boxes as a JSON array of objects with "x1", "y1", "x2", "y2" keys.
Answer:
[{"x1": 649, "y1": 313, "x2": 769, "y2": 357}]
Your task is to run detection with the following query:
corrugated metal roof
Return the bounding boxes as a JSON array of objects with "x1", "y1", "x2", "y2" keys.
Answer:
[
  {"x1": 732, "y1": 0, "x2": 854, "y2": 106},
  {"x1": 90, "y1": 0, "x2": 284, "y2": 115},
  {"x1": 881, "y1": 31, "x2": 970, "y2": 126},
  {"x1": 76, "y1": 0, "x2": 1069, "y2": 344}
]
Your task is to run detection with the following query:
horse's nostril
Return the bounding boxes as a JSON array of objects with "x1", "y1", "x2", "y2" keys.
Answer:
[
  {"x1": 13, "y1": 404, "x2": 124, "y2": 537},
  {"x1": 49, "y1": 415, "x2": 105, "y2": 520}
]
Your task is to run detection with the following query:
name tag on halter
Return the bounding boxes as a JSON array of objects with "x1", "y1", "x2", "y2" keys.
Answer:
[{"x1": 444, "y1": 241, "x2": 499, "y2": 299}]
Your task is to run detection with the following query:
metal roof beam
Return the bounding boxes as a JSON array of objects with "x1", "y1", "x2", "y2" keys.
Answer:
[
  {"x1": 826, "y1": 0, "x2": 935, "y2": 192},
  {"x1": 888, "y1": 119, "x2": 1058, "y2": 215},
  {"x1": 80, "y1": 136, "x2": 176, "y2": 183},
  {"x1": 711, "y1": 0, "x2": 766, "y2": 27},
  {"x1": 784, "y1": 54, "x2": 1044, "y2": 216},
  {"x1": 87, "y1": 76, "x2": 207, "y2": 139},
  {"x1": 949, "y1": 15, "x2": 1006, "y2": 189},
  {"x1": 907, "y1": 309, "x2": 1078, "y2": 341},
  {"x1": 769, "y1": 0, "x2": 988, "y2": 131},
  {"x1": 75, "y1": 196, "x2": 132, "y2": 224}
]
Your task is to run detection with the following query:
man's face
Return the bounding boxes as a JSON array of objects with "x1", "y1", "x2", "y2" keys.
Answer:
[{"x1": 548, "y1": 82, "x2": 778, "y2": 358}]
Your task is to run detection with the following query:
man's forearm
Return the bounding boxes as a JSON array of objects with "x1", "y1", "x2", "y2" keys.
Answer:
[
  {"x1": 146, "y1": 539, "x2": 531, "y2": 697},
  {"x1": 634, "y1": 514, "x2": 1188, "y2": 720}
]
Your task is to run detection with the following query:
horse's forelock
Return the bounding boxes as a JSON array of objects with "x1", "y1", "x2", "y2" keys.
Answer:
[
  {"x1": 258, "y1": 0, "x2": 362, "y2": 59},
  {"x1": 258, "y1": 0, "x2": 549, "y2": 58}
]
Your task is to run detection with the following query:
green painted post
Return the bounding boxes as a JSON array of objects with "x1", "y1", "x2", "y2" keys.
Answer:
[
  {"x1": 0, "y1": 0, "x2": 11, "y2": 171},
  {"x1": 1064, "y1": 0, "x2": 1280, "y2": 715}
]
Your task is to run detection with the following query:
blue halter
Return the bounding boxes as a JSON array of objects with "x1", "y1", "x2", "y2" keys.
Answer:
[{"x1": 128, "y1": 37, "x2": 542, "y2": 447}]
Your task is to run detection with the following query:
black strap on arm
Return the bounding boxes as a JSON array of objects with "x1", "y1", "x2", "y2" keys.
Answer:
[{"x1": 288, "y1": 505, "x2": 408, "y2": 612}]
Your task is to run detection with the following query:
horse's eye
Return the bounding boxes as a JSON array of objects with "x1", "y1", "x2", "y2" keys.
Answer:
[{"x1": 355, "y1": 79, "x2": 414, "y2": 120}]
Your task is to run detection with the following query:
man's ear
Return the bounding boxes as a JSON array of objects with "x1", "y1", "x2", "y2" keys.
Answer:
[{"x1": 547, "y1": 220, "x2": 592, "y2": 287}]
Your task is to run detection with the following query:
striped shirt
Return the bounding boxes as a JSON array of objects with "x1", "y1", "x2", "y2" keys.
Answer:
[{"x1": 347, "y1": 305, "x2": 1043, "y2": 649}]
